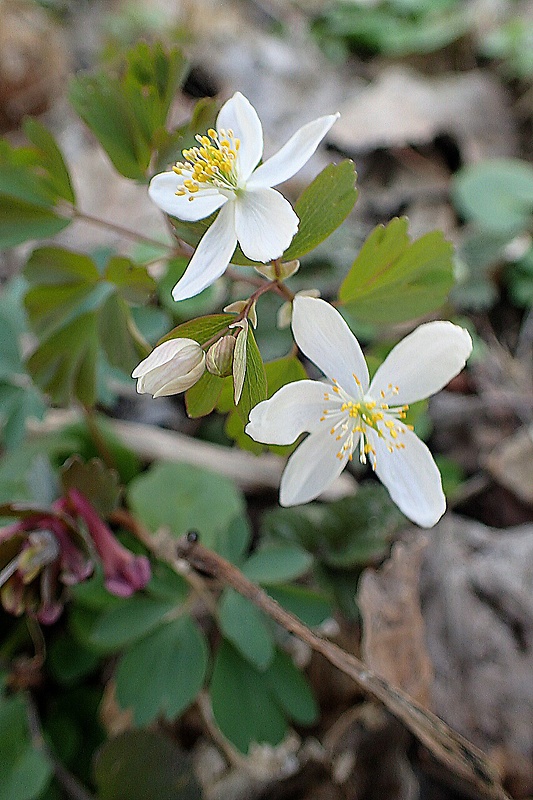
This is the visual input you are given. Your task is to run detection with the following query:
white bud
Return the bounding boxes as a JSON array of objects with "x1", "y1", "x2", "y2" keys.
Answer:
[
  {"x1": 131, "y1": 338, "x2": 205, "y2": 397},
  {"x1": 206, "y1": 336, "x2": 236, "y2": 377}
]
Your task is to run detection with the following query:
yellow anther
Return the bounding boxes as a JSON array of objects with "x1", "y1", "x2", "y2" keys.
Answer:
[{"x1": 207, "y1": 129, "x2": 217, "y2": 139}]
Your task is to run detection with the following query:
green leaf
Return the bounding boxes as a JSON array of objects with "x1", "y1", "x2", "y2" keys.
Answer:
[
  {"x1": 339, "y1": 217, "x2": 454, "y2": 323},
  {"x1": 185, "y1": 371, "x2": 227, "y2": 418},
  {"x1": 104, "y1": 256, "x2": 156, "y2": 304},
  {"x1": 243, "y1": 545, "x2": 313, "y2": 584},
  {"x1": 263, "y1": 484, "x2": 403, "y2": 569},
  {"x1": 88, "y1": 598, "x2": 177, "y2": 651},
  {"x1": 146, "y1": 562, "x2": 189, "y2": 603},
  {"x1": 0, "y1": 197, "x2": 69, "y2": 250},
  {"x1": 267, "y1": 585, "x2": 333, "y2": 627},
  {"x1": 265, "y1": 355, "x2": 308, "y2": 395},
  {"x1": 23, "y1": 118, "x2": 76, "y2": 204},
  {"x1": 70, "y1": 42, "x2": 188, "y2": 180},
  {"x1": 24, "y1": 247, "x2": 154, "y2": 403},
  {"x1": 0, "y1": 693, "x2": 52, "y2": 800},
  {"x1": 70, "y1": 73, "x2": 147, "y2": 180},
  {"x1": 283, "y1": 161, "x2": 358, "y2": 260},
  {"x1": 47, "y1": 634, "x2": 100, "y2": 685},
  {"x1": 236, "y1": 325, "x2": 267, "y2": 421},
  {"x1": 94, "y1": 730, "x2": 201, "y2": 800},
  {"x1": 27, "y1": 312, "x2": 99, "y2": 406},
  {"x1": 219, "y1": 590, "x2": 274, "y2": 670},
  {"x1": 158, "y1": 314, "x2": 233, "y2": 345},
  {"x1": 0, "y1": 289, "x2": 46, "y2": 447},
  {"x1": 265, "y1": 650, "x2": 318, "y2": 725},
  {"x1": 98, "y1": 292, "x2": 147, "y2": 373},
  {"x1": 127, "y1": 462, "x2": 245, "y2": 556},
  {"x1": 453, "y1": 159, "x2": 533, "y2": 235},
  {"x1": 210, "y1": 642, "x2": 287, "y2": 753},
  {"x1": 115, "y1": 616, "x2": 208, "y2": 725},
  {"x1": 0, "y1": 126, "x2": 74, "y2": 248},
  {"x1": 60, "y1": 456, "x2": 121, "y2": 517}
]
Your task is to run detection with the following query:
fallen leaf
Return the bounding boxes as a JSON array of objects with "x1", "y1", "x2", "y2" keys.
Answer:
[{"x1": 329, "y1": 67, "x2": 517, "y2": 163}]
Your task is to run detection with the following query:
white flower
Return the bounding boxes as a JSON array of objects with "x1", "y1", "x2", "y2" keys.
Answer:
[
  {"x1": 245, "y1": 297, "x2": 473, "y2": 527},
  {"x1": 132, "y1": 338, "x2": 205, "y2": 397},
  {"x1": 149, "y1": 92, "x2": 339, "y2": 301}
]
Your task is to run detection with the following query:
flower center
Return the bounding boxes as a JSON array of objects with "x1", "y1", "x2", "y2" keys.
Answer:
[
  {"x1": 319, "y1": 377, "x2": 412, "y2": 466},
  {"x1": 172, "y1": 128, "x2": 241, "y2": 200}
]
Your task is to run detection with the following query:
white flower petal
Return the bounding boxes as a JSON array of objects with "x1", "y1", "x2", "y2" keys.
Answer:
[
  {"x1": 148, "y1": 172, "x2": 227, "y2": 221},
  {"x1": 279, "y1": 425, "x2": 350, "y2": 506},
  {"x1": 292, "y1": 297, "x2": 369, "y2": 395},
  {"x1": 248, "y1": 113, "x2": 340, "y2": 189},
  {"x1": 369, "y1": 321, "x2": 472, "y2": 406},
  {"x1": 216, "y1": 92, "x2": 263, "y2": 181},
  {"x1": 235, "y1": 188, "x2": 299, "y2": 263},
  {"x1": 132, "y1": 338, "x2": 199, "y2": 378},
  {"x1": 369, "y1": 427, "x2": 446, "y2": 527},
  {"x1": 172, "y1": 203, "x2": 237, "y2": 301},
  {"x1": 246, "y1": 380, "x2": 332, "y2": 444},
  {"x1": 152, "y1": 358, "x2": 205, "y2": 397}
]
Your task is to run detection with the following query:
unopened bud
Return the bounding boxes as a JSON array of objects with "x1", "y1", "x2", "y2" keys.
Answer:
[
  {"x1": 206, "y1": 335, "x2": 236, "y2": 377},
  {"x1": 131, "y1": 338, "x2": 205, "y2": 397}
]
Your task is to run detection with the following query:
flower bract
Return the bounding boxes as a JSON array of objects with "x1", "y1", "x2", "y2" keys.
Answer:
[
  {"x1": 149, "y1": 92, "x2": 339, "y2": 301},
  {"x1": 132, "y1": 338, "x2": 206, "y2": 397},
  {"x1": 245, "y1": 296, "x2": 473, "y2": 527}
]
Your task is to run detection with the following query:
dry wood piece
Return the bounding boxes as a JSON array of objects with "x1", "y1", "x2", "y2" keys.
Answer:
[
  {"x1": 485, "y1": 425, "x2": 533, "y2": 505},
  {"x1": 421, "y1": 515, "x2": 533, "y2": 773},
  {"x1": 359, "y1": 539, "x2": 434, "y2": 707}
]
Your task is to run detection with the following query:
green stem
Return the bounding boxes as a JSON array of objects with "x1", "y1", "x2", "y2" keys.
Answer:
[
  {"x1": 82, "y1": 406, "x2": 116, "y2": 471},
  {"x1": 71, "y1": 208, "x2": 179, "y2": 252}
]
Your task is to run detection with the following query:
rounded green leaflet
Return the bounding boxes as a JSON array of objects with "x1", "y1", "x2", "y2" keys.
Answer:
[
  {"x1": 115, "y1": 615, "x2": 208, "y2": 726},
  {"x1": 453, "y1": 159, "x2": 533, "y2": 235}
]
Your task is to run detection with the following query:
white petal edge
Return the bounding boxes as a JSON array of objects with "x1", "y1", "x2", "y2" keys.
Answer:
[
  {"x1": 292, "y1": 297, "x2": 369, "y2": 395},
  {"x1": 369, "y1": 427, "x2": 446, "y2": 528},
  {"x1": 369, "y1": 321, "x2": 473, "y2": 406},
  {"x1": 279, "y1": 425, "x2": 350, "y2": 507},
  {"x1": 235, "y1": 188, "x2": 299, "y2": 263},
  {"x1": 132, "y1": 339, "x2": 199, "y2": 378},
  {"x1": 148, "y1": 172, "x2": 227, "y2": 221},
  {"x1": 248, "y1": 113, "x2": 340, "y2": 189},
  {"x1": 152, "y1": 358, "x2": 206, "y2": 397},
  {"x1": 216, "y1": 92, "x2": 263, "y2": 182},
  {"x1": 246, "y1": 380, "x2": 333, "y2": 445},
  {"x1": 172, "y1": 203, "x2": 237, "y2": 301}
]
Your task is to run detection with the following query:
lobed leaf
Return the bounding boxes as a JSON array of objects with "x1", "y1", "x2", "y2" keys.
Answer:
[
  {"x1": 219, "y1": 590, "x2": 274, "y2": 671},
  {"x1": 115, "y1": 616, "x2": 208, "y2": 726},
  {"x1": 339, "y1": 217, "x2": 454, "y2": 323},
  {"x1": 70, "y1": 42, "x2": 188, "y2": 180}
]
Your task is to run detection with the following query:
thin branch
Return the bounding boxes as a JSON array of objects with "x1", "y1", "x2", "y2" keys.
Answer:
[
  {"x1": 171, "y1": 536, "x2": 509, "y2": 800},
  {"x1": 71, "y1": 209, "x2": 180, "y2": 252}
]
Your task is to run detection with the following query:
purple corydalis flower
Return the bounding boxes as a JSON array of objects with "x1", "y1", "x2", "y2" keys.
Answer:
[{"x1": 66, "y1": 489, "x2": 151, "y2": 598}]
